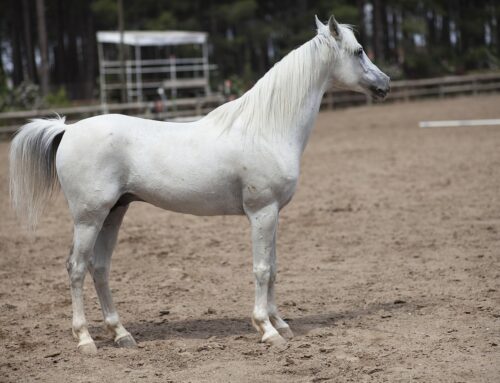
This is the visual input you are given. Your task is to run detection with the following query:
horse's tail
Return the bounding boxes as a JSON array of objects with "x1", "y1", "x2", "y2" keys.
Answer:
[{"x1": 9, "y1": 116, "x2": 67, "y2": 230}]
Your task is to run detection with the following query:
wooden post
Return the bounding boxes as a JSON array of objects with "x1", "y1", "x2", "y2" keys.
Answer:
[{"x1": 472, "y1": 79, "x2": 478, "y2": 95}]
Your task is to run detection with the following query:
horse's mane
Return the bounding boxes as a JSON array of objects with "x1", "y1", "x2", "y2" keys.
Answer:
[{"x1": 205, "y1": 24, "x2": 356, "y2": 140}]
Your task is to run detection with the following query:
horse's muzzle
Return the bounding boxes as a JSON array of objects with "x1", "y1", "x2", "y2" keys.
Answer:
[
  {"x1": 370, "y1": 78, "x2": 390, "y2": 101},
  {"x1": 370, "y1": 86, "x2": 389, "y2": 100}
]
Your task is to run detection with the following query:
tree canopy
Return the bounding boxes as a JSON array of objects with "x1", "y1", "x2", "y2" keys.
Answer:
[{"x1": 0, "y1": 0, "x2": 498, "y2": 105}]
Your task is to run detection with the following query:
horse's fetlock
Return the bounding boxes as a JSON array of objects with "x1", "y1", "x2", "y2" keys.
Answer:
[
  {"x1": 72, "y1": 318, "x2": 87, "y2": 333},
  {"x1": 252, "y1": 309, "x2": 268, "y2": 324},
  {"x1": 105, "y1": 313, "x2": 120, "y2": 329}
]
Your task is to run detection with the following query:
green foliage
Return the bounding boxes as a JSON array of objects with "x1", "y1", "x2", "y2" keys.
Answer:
[
  {"x1": 3, "y1": 0, "x2": 499, "y2": 103},
  {"x1": 218, "y1": 0, "x2": 257, "y2": 23},
  {"x1": 401, "y1": 17, "x2": 426, "y2": 36},
  {"x1": 91, "y1": 0, "x2": 118, "y2": 28},
  {"x1": 44, "y1": 87, "x2": 70, "y2": 108},
  {"x1": 404, "y1": 52, "x2": 442, "y2": 78},
  {"x1": 463, "y1": 47, "x2": 499, "y2": 71},
  {"x1": 145, "y1": 11, "x2": 176, "y2": 30},
  {"x1": 330, "y1": 4, "x2": 359, "y2": 25},
  {"x1": 0, "y1": 82, "x2": 41, "y2": 112}
]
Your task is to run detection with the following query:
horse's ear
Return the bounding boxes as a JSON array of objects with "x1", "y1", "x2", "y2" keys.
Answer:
[
  {"x1": 328, "y1": 15, "x2": 340, "y2": 39},
  {"x1": 314, "y1": 15, "x2": 324, "y2": 30}
]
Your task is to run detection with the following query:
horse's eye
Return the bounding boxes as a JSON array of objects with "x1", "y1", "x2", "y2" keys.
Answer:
[{"x1": 357, "y1": 48, "x2": 363, "y2": 57}]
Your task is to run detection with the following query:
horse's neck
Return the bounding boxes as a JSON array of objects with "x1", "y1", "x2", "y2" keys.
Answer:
[
  {"x1": 288, "y1": 79, "x2": 329, "y2": 154},
  {"x1": 209, "y1": 36, "x2": 332, "y2": 155},
  {"x1": 263, "y1": 37, "x2": 331, "y2": 154}
]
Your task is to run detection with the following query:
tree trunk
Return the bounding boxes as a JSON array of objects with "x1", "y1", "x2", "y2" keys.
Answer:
[
  {"x1": 118, "y1": 0, "x2": 127, "y2": 102},
  {"x1": 66, "y1": 4, "x2": 79, "y2": 98},
  {"x1": 427, "y1": 9, "x2": 436, "y2": 47},
  {"x1": 373, "y1": 0, "x2": 385, "y2": 62},
  {"x1": 54, "y1": 0, "x2": 66, "y2": 86},
  {"x1": 441, "y1": 4, "x2": 451, "y2": 51},
  {"x1": 36, "y1": 0, "x2": 49, "y2": 96},
  {"x1": 390, "y1": 6, "x2": 400, "y2": 63},
  {"x1": 11, "y1": 0, "x2": 24, "y2": 85},
  {"x1": 382, "y1": 4, "x2": 390, "y2": 60},
  {"x1": 497, "y1": 4, "x2": 500, "y2": 55},
  {"x1": 357, "y1": 0, "x2": 367, "y2": 47},
  {"x1": 82, "y1": 3, "x2": 96, "y2": 99},
  {"x1": 22, "y1": 0, "x2": 37, "y2": 83}
]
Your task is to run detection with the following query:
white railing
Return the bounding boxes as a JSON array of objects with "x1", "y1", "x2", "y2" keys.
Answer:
[
  {"x1": 1, "y1": 72, "x2": 500, "y2": 135},
  {"x1": 321, "y1": 72, "x2": 500, "y2": 108}
]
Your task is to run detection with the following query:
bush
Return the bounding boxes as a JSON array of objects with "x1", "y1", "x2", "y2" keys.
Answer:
[
  {"x1": 0, "y1": 81, "x2": 42, "y2": 112},
  {"x1": 44, "y1": 87, "x2": 70, "y2": 108}
]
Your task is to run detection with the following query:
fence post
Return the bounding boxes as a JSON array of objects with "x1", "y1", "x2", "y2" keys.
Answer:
[
  {"x1": 328, "y1": 91, "x2": 334, "y2": 109},
  {"x1": 472, "y1": 79, "x2": 478, "y2": 95},
  {"x1": 404, "y1": 86, "x2": 410, "y2": 102}
]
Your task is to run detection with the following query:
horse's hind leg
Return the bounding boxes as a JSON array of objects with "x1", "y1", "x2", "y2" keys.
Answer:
[
  {"x1": 88, "y1": 204, "x2": 136, "y2": 348},
  {"x1": 67, "y1": 215, "x2": 107, "y2": 354},
  {"x1": 267, "y1": 233, "x2": 294, "y2": 339}
]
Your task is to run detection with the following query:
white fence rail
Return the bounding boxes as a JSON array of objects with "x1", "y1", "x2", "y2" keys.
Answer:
[
  {"x1": 2, "y1": 72, "x2": 500, "y2": 135},
  {"x1": 321, "y1": 72, "x2": 500, "y2": 108}
]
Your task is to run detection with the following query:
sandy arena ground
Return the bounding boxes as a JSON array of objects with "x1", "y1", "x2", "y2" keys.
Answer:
[{"x1": 1, "y1": 95, "x2": 499, "y2": 382}]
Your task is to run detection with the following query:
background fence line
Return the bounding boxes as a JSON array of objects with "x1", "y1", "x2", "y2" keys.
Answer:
[{"x1": 1, "y1": 72, "x2": 500, "y2": 135}]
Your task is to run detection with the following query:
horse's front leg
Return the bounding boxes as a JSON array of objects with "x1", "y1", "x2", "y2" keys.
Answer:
[
  {"x1": 267, "y1": 232, "x2": 294, "y2": 339},
  {"x1": 247, "y1": 204, "x2": 286, "y2": 345}
]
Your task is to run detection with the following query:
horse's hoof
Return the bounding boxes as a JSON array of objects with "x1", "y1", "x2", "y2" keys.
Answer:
[
  {"x1": 78, "y1": 341, "x2": 98, "y2": 355},
  {"x1": 277, "y1": 326, "x2": 294, "y2": 339},
  {"x1": 115, "y1": 334, "x2": 137, "y2": 348},
  {"x1": 262, "y1": 332, "x2": 287, "y2": 346}
]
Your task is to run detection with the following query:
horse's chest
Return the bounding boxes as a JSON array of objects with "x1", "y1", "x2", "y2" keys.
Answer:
[{"x1": 242, "y1": 159, "x2": 299, "y2": 210}]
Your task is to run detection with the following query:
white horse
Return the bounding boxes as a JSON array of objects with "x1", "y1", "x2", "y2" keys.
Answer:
[{"x1": 10, "y1": 16, "x2": 389, "y2": 354}]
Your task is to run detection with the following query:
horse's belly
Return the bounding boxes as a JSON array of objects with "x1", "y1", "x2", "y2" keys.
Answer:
[
  {"x1": 138, "y1": 185, "x2": 243, "y2": 215},
  {"x1": 129, "y1": 167, "x2": 244, "y2": 216}
]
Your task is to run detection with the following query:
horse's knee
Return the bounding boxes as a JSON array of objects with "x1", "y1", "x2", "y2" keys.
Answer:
[{"x1": 253, "y1": 263, "x2": 271, "y2": 283}]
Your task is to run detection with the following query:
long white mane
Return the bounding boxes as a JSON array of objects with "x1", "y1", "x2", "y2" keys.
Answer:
[{"x1": 205, "y1": 23, "x2": 358, "y2": 140}]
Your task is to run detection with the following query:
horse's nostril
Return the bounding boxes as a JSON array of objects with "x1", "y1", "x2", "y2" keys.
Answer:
[{"x1": 370, "y1": 84, "x2": 389, "y2": 99}]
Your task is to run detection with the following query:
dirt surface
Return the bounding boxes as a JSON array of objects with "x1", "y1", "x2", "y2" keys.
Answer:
[{"x1": 1, "y1": 94, "x2": 500, "y2": 383}]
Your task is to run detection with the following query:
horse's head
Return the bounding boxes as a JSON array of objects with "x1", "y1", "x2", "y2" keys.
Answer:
[{"x1": 316, "y1": 15, "x2": 390, "y2": 100}]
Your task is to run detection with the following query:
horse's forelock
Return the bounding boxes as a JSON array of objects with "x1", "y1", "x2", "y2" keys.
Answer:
[{"x1": 338, "y1": 24, "x2": 361, "y2": 54}]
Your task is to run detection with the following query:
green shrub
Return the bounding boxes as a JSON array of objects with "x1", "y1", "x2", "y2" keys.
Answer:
[{"x1": 44, "y1": 87, "x2": 70, "y2": 108}]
